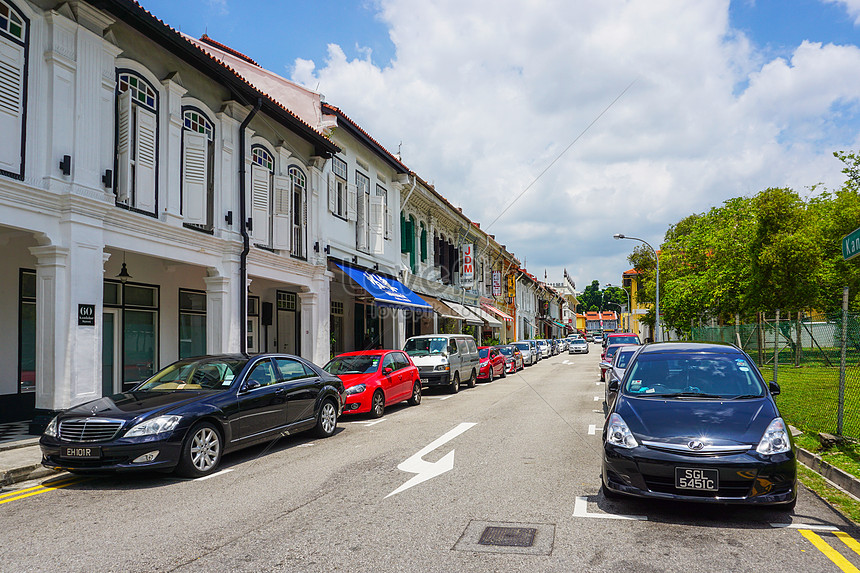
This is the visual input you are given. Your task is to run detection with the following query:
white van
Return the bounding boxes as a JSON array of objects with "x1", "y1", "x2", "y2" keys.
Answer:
[{"x1": 404, "y1": 334, "x2": 480, "y2": 394}]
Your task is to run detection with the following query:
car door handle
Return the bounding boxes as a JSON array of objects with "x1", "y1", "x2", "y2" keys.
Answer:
[{"x1": 275, "y1": 388, "x2": 287, "y2": 396}]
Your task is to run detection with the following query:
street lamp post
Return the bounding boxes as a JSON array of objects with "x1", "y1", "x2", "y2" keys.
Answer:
[
  {"x1": 605, "y1": 283, "x2": 631, "y2": 332},
  {"x1": 613, "y1": 233, "x2": 661, "y2": 342}
]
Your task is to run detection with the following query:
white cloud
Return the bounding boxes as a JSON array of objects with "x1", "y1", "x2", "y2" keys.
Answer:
[
  {"x1": 292, "y1": 0, "x2": 860, "y2": 289},
  {"x1": 826, "y1": 0, "x2": 860, "y2": 25}
]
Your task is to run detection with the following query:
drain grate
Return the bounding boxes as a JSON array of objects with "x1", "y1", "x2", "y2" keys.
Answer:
[{"x1": 478, "y1": 526, "x2": 537, "y2": 547}]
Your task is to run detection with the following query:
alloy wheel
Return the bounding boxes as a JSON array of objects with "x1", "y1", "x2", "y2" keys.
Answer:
[{"x1": 190, "y1": 427, "x2": 220, "y2": 472}]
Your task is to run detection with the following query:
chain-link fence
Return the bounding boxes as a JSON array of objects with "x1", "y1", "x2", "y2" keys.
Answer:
[{"x1": 692, "y1": 312, "x2": 860, "y2": 439}]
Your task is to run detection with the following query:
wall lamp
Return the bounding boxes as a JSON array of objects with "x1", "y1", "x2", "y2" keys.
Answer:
[{"x1": 59, "y1": 155, "x2": 71, "y2": 176}]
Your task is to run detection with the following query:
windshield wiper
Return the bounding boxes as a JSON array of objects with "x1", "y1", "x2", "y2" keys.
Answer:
[
  {"x1": 657, "y1": 392, "x2": 726, "y2": 399},
  {"x1": 730, "y1": 394, "x2": 765, "y2": 400}
]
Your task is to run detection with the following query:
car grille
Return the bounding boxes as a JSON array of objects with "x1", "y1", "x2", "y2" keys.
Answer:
[
  {"x1": 642, "y1": 474, "x2": 753, "y2": 498},
  {"x1": 58, "y1": 418, "x2": 124, "y2": 442}
]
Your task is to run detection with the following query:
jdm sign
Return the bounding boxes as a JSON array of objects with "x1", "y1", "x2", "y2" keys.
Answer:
[
  {"x1": 492, "y1": 271, "x2": 502, "y2": 296},
  {"x1": 461, "y1": 244, "x2": 474, "y2": 287},
  {"x1": 78, "y1": 304, "x2": 95, "y2": 326},
  {"x1": 843, "y1": 227, "x2": 860, "y2": 261}
]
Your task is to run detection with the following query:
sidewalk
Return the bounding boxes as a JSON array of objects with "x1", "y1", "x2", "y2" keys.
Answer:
[{"x1": 0, "y1": 437, "x2": 58, "y2": 487}]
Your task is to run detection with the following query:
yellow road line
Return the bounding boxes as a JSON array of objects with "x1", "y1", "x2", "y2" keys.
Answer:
[
  {"x1": 0, "y1": 477, "x2": 84, "y2": 506},
  {"x1": 801, "y1": 529, "x2": 860, "y2": 573},
  {"x1": 0, "y1": 477, "x2": 79, "y2": 500},
  {"x1": 836, "y1": 532, "x2": 860, "y2": 557}
]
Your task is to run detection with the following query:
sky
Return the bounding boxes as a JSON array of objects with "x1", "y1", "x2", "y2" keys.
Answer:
[{"x1": 139, "y1": 0, "x2": 860, "y2": 292}]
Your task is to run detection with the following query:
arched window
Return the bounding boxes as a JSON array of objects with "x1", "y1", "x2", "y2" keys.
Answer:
[
  {"x1": 289, "y1": 166, "x2": 307, "y2": 258},
  {"x1": 181, "y1": 108, "x2": 214, "y2": 227},
  {"x1": 0, "y1": 0, "x2": 28, "y2": 179},
  {"x1": 116, "y1": 71, "x2": 158, "y2": 213},
  {"x1": 252, "y1": 146, "x2": 273, "y2": 171}
]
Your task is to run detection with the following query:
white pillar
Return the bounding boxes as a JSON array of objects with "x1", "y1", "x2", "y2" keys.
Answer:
[{"x1": 204, "y1": 273, "x2": 231, "y2": 354}]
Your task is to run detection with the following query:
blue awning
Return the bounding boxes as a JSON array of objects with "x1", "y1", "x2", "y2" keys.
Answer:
[{"x1": 336, "y1": 264, "x2": 432, "y2": 311}]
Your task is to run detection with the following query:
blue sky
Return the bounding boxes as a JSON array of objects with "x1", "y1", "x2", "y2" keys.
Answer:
[{"x1": 138, "y1": 0, "x2": 860, "y2": 290}]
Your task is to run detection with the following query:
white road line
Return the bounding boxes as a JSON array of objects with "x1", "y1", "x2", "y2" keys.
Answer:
[
  {"x1": 362, "y1": 418, "x2": 387, "y2": 427},
  {"x1": 573, "y1": 496, "x2": 647, "y2": 520},
  {"x1": 596, "y1": 382, "x2": 603, "y2": 386},
  {"x1": 769, "y1": 523, "x2": 840, "y2": 531},
  {"x1": 592, "y1": 410, "x2": 603, "y2": 413},
  {"x1": 588, "y1": 424, "x2": 597, "y2": 435},
  {"x1": 594, "y1": 396, "x2": 600, "y2": 401},
  {"x1": 195, "y1": 469, "x2": 233, "y2": 481},
  {"x1": 439, "y1": 395, "x2": 454, "y2": 401}
]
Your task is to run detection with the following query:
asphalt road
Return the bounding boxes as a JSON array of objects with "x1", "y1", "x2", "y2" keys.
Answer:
[{"x1": 3, "y1": 347, "x2": 860, "y2": 573}]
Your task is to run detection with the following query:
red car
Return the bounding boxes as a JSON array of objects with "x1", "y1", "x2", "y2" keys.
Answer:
[
  {"x1": 602, "y1": 332, "x2": 641, "y2": 360},
  {"x1": 323, "y1": 350, "x2": 421, "y2": 418},
  {"x1": 478, "y1": 346, "x2": 506, "y2": 382}
]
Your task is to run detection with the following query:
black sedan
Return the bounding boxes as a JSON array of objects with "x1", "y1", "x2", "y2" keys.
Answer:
[
  {"x1": 602, "y1": 342, "x2": 796, "y2": 509},
  {"x1": 40, "y1": 354, "x2": 344, "y2": 477}
]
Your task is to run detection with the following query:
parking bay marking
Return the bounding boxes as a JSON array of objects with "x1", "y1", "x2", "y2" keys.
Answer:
[
  {"x1": 573, "y1": 496, "x2": 647, "y2": 521},
  {"x1": 588, "y1": 424, "x2": 597, "y2": 435},
  {"x1": 386, "y1": 422, "x2": 477, "y2": 498},
  {"x1": 800, "y1": 529, "x2": 860, "y2": 573},
  {"x1": 0, "y1": 476, "x2": 86, "y2": 505}
]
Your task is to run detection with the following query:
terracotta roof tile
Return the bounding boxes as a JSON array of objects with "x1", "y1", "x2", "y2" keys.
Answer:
[{"x1": 199, "y1": 34, "x2": 259, "y2": 66}]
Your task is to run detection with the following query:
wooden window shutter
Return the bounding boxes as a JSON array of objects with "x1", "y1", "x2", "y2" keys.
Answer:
[
  {"x1": 370, "y1": 195, "x2": 385, "y2": 255},
  {"x1": 0, "y1": 39, "x2": 25, "y2": 174},
  {"x1": 182, "y1": 131, "x2": 208, "y2": 224},
  {"x1": 115, "y1": 91, "x2": 132, "y2": 203},
  {"x1": 327, "y1": 173, "x2": 337, "y2": 214},
  {"x1": 134, "y1": 105, "x2": 157, "y2": 212},
  {"x1": 272, "y1": 175, "x2": 291, "y2": 250},
  {"x1": 250, "y1": 164, "x2": 270, "y2": 244}
]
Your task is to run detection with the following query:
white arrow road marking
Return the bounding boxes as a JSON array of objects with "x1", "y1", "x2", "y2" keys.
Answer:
[
  {"x1": 573, "y1": 496, "x2": 647, "y2": 520},
  {"x1": 588, "y1": 424, "x2": 597, "y2": 435},
  {"x1": 386, "y1": 422, "x2": 477, "y2": 498},
  {"x1": 769, "y1": 523, "x2": 840, "y2": 531}
]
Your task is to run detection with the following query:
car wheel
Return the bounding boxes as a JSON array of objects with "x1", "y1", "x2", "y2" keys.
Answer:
[
  {"x1": 449, "y1": 373, "x2": 460, "y2": 394},
  {"x1": 370, "y1": 390, "x2": 385, "y2": 419},
  {"x1": 501, "y1": 365, "x2": 507, "y2": 378},
  {"x1": 487, "y1": 369, "x2": 494, "y2": 383},
  {"x1": 314, "y1": 398, "x2": 338, "y2": 438},
  {"x1": 468, "y1": 369, "x2": 477, "y2": 388},
  {"x1": 176, "y1": 422, "x2": 222, "y2": 478},
  {"x1": 408, "y1": 381, "x2": 422, "y2": 406}
]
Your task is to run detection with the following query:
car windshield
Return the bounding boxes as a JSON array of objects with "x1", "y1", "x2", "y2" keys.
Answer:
[
  {"x1": 611, "y1": 335, "x2": 639, "y2": 344},
  {"x1": 479, "y1": 348, "x2": 489, "y2": 359},
  {"x1": 324, "y1": 355, "x2": 380, "y2": 375},
  {"x1": 135, "y1": 358, "x2": 247, "y2": 391},
  {"x1": 603, "y1": 346, "x2": 621, "y2": 361},
  {"x1": 404, "y1": 338, "x2": 448, "y2": 357},
  {"x1": 574, "y1": 340, "x2": 587, "y2": 345},
  {"x1": 499, "y1": 347, "x2": 513, "y2": 356},
  {"x1": 616, "y1": 349, "x2": 636, "y2": 368},
  {"x1": 622, "y1": 353, "x2": 767, "y2": 398},
  {"x1": 513, "y1": 343, "x2": 529, "y2": 351}
]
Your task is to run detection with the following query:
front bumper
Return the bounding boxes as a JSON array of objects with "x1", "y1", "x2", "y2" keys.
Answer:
[
  {"x1": 417, "y1": 370, "x2": 450, "y2": 387},
  {"x1": 40, "y1": 434, "x2": 184, "y2": 473},
  {"x1": 602, "y1": 443, "x2": 797, "y2": 505},
  {"x1": 342, "y1": 391, "x2": 372, "y2": 414}
]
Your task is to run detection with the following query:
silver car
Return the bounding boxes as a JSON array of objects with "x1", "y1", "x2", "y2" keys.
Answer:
[
  {"x1": 569, "y1": 339, "x2": 589, "y2": 354},
  {"x1": 604, "y1": 345, "x2": 638, "y2": 407},
  {"x1": 513, "y1": 341, "x2": 536, "y2": 366}
]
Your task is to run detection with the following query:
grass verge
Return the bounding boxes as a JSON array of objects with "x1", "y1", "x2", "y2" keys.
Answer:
[{"x1": 797, "y1": 464, "x2": 860, "y2": 525}]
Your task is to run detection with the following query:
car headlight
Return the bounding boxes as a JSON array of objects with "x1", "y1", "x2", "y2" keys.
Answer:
[
  {"x1": 345, "y1": 384, "x2": 366, "y2": 396},
  {"x1": 43, "y1": 416, "x2": 59, "y2": 438},
  {"x1": 125, "y1": 415, "x2": 182, "y2": 438},
  {"x1": 756, "y1": 417, "x2": 791, "y2": 455},
  {"x1": 606, "y1": 413, "x2": 638, "y2": 449},
  {"x1": 434, "y1": 364, "x2": 450, "y2": 371}
]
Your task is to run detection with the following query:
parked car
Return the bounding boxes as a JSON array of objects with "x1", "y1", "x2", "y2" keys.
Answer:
[
  {"x1": 527, "y1": 339, "x2": 541, "y2": 362},
  {"x1": 585, "y1": 332, "x2": 595, "y2": 342},
  {"x1": 593, "y1": 333, "x2": 604, "y2": 344},
  {"x1": 602, "y1": 342, "x2": 796, "y2": 510},
  {"x1": 604, "y1": 332, "x2": 641, "y2": 350},
  {"x1": 569, "y1": 339, "x2": 589, "y2": 354},
  {"x1": 535, "y1": 340, "x2": 551, "y2": 359},
  {"x1": 323, "y1": 350, "x2": 421, "y2": 418},
  {"x1": 478, "y1": 346, "x2": 506, "y2": 381},
  {"x1": 604, "y1": 345, "x2": 638, "y2": 407},
  {"x1": 512, "y1": 341, "x2": 536, "y2": 366},
  {"x1": 498, "y1": 345, "x2": 524, "y2": 373},
  {"x1": 404, "y1": 334, "x2": 479, "y2": 394},
  {"x1": 599, "y1": 344, "x2": 633, "y2": 381},
  {"x1": 40, "y1": 354, "x2": 344, "y2": 478}
]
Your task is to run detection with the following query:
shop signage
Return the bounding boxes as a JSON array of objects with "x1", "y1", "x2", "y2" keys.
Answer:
[
  {"x1": 78, "y1": 304, "x2": 95, "y2": 326},
  {"x1": 461, "y1": 244, "x2": 474, "y2": 286},
  {"x1": 506, "y1": 273, "x2": 516, "y2": 298},
  {"x1": 492, "y1": 271, "x2": 502, "y2": 296}
]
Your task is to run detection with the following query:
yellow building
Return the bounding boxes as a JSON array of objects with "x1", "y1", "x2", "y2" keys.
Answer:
[{"x1": 622, "y1": 268, "x2": 653, "y2": 340}]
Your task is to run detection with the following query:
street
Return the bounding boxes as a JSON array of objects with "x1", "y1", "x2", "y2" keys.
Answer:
[{"x1": 2, "y1": 349, "x2": 858, "y2": 573}]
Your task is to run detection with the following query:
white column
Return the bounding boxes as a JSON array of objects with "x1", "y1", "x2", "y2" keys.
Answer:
[{"x1": 204, "y1": 273, "x2": 231, "y2": 354}]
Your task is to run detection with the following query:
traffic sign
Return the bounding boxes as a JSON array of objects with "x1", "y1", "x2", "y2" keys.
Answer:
[{"x1": 842, "y1": 227, "x2": 860, "y2": 261}]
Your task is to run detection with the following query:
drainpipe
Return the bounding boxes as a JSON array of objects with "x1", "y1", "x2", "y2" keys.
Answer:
[{"x1": 238, "y1": 98, "x2": 262, "y2": 355}]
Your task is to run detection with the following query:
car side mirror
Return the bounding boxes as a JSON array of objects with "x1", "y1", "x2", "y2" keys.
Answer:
[
  {"x1": 608, "y1": 379, "x2": 619, "y2": 392},
  {"x1": 241, "y1": 380, "x2": 261, "y2": 393},
  {"x1": 768, "y1": 381, "x2": 780, "y2": 396},
  {"x1": 383, "y1": 367, "x2": 393, "y2": 375}
]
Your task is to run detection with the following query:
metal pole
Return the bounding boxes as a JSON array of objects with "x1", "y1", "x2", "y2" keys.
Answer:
[
  {"x1": 773, "y1": 309, "x2": 779, "y2": 384},
  {"x1": 655, "y1": 249, "x2": 661, "y2": 342},
  {"x1": 839, "y1": 286, "x2": 849, "y2": 435}
]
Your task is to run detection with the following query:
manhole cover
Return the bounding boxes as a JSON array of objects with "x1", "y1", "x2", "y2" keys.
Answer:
[{"x1": 478, "y1": 526, "x2": 537, "y2": 547}]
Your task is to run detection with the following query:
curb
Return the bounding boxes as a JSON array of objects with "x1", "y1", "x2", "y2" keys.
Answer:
[
  {"x1": 0, "y1": 437, "x2": 40, "y2": 453},
  {"x1": 1, "y1": 464, "x2": 60, "y2": 488},
  {"x1": 797, "y1": 447, "x2": 860, "y2": 501}
]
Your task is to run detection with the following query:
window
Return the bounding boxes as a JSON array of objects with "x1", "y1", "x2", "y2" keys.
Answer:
[
  {"x1": 247, "y1": 359, "x2": 277, "y2": 387},
  {"x1": 18, "y1": 269, "x2": 34, "y2": 393},
  {"x1": 376, "y1": 184, "x2": 392, "y2": 240},
  {"x1": 182, "y1": 108, "x2": 214, "y2": 228},
  {"x1": 122, "y1": 283, "x2": 159, "y2": 386},
  {"x1": 369, "y1": 184, "x2": 385, "y2": 254},
  {"x1": 0, "y1": 0, "x2": 27, "y2": 179},
  {"x1": 116, "y1": 71, "x2": 158, "y2": 214},
  {"x1": 329, "y1": 156, "x2": 348, "y2": 218},
  {"x1": 330, "y1": 300, "x2": 344, "y2": 357},
  {"x1": 381, "y1": 353, "x2": 396, "y2": 373},
  {"x1": 179, "y1": 289, "x2": 206, "y2": 359},
  {"x1": 355, "y1": 171, "x2": 370, "y2": 251},
  {"x1": 277, "y1": 291, "x2": 296, "y2": 311},
  {"x1": 419, "y1": 223, "x2": 427, "y2": 262},
  {"x1": 250, "y1": 145, "x2": 273, "y2": 246},
  {"x1": 289, "y1": 166, "x2": 307, "y2": 258},
  {"x1": 247, "y1": 296, "x2": 260, "y2": 354},
  {"x1": 274, "y1": 357, "x2": 314, "y2": 381}
]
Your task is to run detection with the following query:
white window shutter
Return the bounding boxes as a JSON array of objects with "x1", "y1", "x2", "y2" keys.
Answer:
[
  {"x1": 250, "y1": 164, "x2": 270, "y2": 244},
  {"x1": 370, "y1": 195, "x2": 385, "y2": 255},
  {"x1": 301, "y1": 186, "x2": 308, "y2": 257},
  {"x1": 0, "y1": 40, "x2": 24, "y2": 174},
  {"x1": 272, "y1": 175, "x2": 291, "y2": 250},
  {"x1": 134, "y1": 105, "x2": 157, "y2": 212},
  {"x1": 385, "y1": 204, "x2": 393, "y2": 240},
  {"x1": 115, "y1": 91, "x2": 132, "y2": 203},
  {"x1": 327, "y1": 173, "x2": 337, "y2": 214},
  {"x1": 347, "y1": 183, "x2": 357, "y2": 221},
  {"x1": 182, "y1": 131, "x2": 208, "y2": 224},
  {"x1": 356, "y1": 193, "x2": 367, "y2": 251}
]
